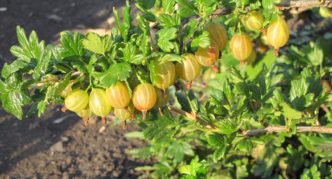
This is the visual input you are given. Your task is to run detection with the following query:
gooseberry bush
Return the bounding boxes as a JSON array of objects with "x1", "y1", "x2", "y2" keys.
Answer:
[{"x1": 1, "y1": 0, "x2": 332, "y2": 178}]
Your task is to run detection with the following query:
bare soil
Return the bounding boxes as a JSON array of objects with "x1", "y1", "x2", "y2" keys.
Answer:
[{"x1": 0, "y1": 0, "x2": 149, "y2": 178}]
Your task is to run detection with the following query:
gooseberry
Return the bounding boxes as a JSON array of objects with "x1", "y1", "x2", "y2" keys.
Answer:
[
  {"x1": 266, "y1": 16, "x2": 289, "y2": 55},
  {"x1": 132, "y1": 83, "x2": 157, "y2": 119},
  {"x1": 176, "y1": 53, "x2": 201, "y2": 88},
  {"x1": 204, "y1": 22, "x2": 228, "y2": 50},
  {"x1": 242, "y1": 11, "x2": 264, "y2": 31},
  {"x1": 150, "y1": 60, "x2": 176, "y2": 90},
  {"x1": 89, "y1": 88, "x2": 112, "y2": 119},
  {"x1": 230, "y1": 34, "x2": 253, "y2": 62},
  {"x1": 106, "y1": 81, "x2": 131, "y2": 108},
  {"x1": 195, "y1": 41, "x2": 220, "y2": 73},
  {"x1": 64, "y1": 89, "x2": 89, "y2": 112}
]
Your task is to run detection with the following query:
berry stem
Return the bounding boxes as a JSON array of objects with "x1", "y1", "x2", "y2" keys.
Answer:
[
  {"x1": 186, "y1": 81, "x2": 193, "y2": 89},
  {"x1": 61, "y1": 106, "x2": 67, "y2": 112},
  {"x1": 274, "y1": 48, "x2": 279, "y2": 56},
  {"x1": 211, "y1": 65, "x2": 219, "y2": 73},
  {"x1": 83, "y1": 117, "x2": 89, "y2": 127},
  {"x1": 142, "y1": 111, "x2": 147, "y2": 120},
  {"x1": 102, "y1": 117, "x2": 107, "y2": 125}
]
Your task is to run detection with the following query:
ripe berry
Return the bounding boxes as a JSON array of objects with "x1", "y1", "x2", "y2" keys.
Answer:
[
  {"x1": 266, "y1": 16, "x2": 289, "y2": 54},
  {"x1": 204, "y1": 22, "x2": 228, "y2": 50},
  {"x1": 150, "y1": 60, "x2": 176, "y2": 90},
  {"x1": 132, "y1": 83, "x2": 157, "y2": 118},
  {"x1": 242, "y1": 11, "x2": 264, "y2": 31},
  {"x1": 176, "y1": 53, "x2": 201, "y2": 85},
  {"x1": 64, "y1": 89, "x2": 89, "y2": 112},
  {"x1": 114, "y1": 105, "x2": 134, "y2": 121},
  {"x1": 195, "y1": 41, "x2": 220, "y2": 73},
  {"x1": 106, "y1": 81, "x2": 131, "y2": 108},
  {"x1": 230, "y1": 34, "x2": 253, "y2": 62},
  {"x1": 76, "y1": 108, "x2": 92, "y2": 126},
  {"x1": 89, "y1": 88, "x2": 112, "y2": 118}
]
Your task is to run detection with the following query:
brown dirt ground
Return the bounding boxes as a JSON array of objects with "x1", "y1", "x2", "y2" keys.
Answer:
[{"x1": 0, "y1": 0, "x2": 150, "y2": 178}]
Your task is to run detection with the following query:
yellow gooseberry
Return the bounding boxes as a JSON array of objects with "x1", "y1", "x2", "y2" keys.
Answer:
[
  {"x1": 176, "y1": 53, "x2": 201, "y2": 88},
  {"x1": 242, "y1": 11, "x2": 264, "y2": 31},
  {"x1": 150, "y1": 60, "x2": 176, "y2": 90},
  {"x1": 204, "y1": 22, "x2": 228, "y2": 50},
  {"x1": 195, "y1": 41, "x2": 220, "y2": 73},
  {"x1": 106, "y1": 81, "x2": 131, "y2": 108},
  {"x1": 89, "y1": 88, "x2": 112, "y2": 120},
  {"x1": 230, "y1": 34, "x2": 253, "y2": 62},
  {"x1": 132, "y1": 83, "x2": 157, "y2": 119},
  {"x1": 266, "y1": 16, "x2": 289, "y2": 55},
  {"x1": 64, "y1": 89, "x2": 89, "y2": 113}
]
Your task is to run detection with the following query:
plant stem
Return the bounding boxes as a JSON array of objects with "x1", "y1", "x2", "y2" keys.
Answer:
[
  {"x1": 278, "y1": 0, "x2": 332, "y2": 8},
  {"x1": 243, "y1": 126, "x2": 332, "y2": 137}
]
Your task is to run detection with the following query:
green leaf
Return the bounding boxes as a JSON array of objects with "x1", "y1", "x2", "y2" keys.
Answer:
[
  {"x1": 99, "y1": 63, "x2": 132, "y2": 87},
  {"x1": 179, "y1": 157, "x2": 207, "y2": 176},
  {"x1": 299, "y1": 134, "x2": 332, "y2": 158},
  {"x1": 113, "y1": 1, "x2": 132, "y2": 41},
  {"x1": 290, "y1": 78, "x2": 308, "y2": 101},
  {"x1": 136, "y1": 0, "x2": 155, "y2": 9},
  {"x1": 280, "y1": 102, "x2": 302, "y2": 120},
  {"x1": 33, "y1": 46, "x2": 52, "y2": 79},
  {"x1": 219, "y1": 119, "x2": 238, "y2": 134},
  {"x1": 82, "y1": 33, "x2": 112, "y2": 55},
  {"x1": 262, "y1": 0, "x2": 275, "y2": 9},
  {"x1": 301, "y1": 165, "x2": 321, "y2": 179},
  {"x1": 10, "y1": 26, "x2": 44, "y2": 62},
  {"x1": 0, "y1": 76, "x2": 31, "y2": 120},
  {"x1": 167, "y1": 141, "x2": 185, "y2": 162},
  {"x1": 157, "y1": 28, "x2": 178, "y2": 52},
  {"x1": 122, "y1": 42, "x2": 145, "y2": 65},
  {"x1": 191, "y1": 31, "x2": 210, "y2": 49},
  {"x1": 1, "y1": 60, "x2": 28, "y2": 79},
  {"x1": 158, "y1": 14, "x2": 181, "y2": 27},
  {"x1": 176, "y1": 0, "x2": 196, "y2": 18},
  {"x1": 307, "y1": 42, "x2": 324, "y2": 66},
  {"x1": 246, "y1": 50, "x2": 276, "y2": 80},
  {"x1": 60, "y1": 31, "x2": 84, "y2": 58},
  {"x1": 162, "y1": 0, "x2": 175, "y2": 14}
]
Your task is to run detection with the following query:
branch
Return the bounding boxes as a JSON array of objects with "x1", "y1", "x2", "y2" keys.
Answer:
[
  {"x1": 168, "y1": 106, "x2": 218, "y2": 130},
  {"x1": 243, "y1": 126, "x2": 332, "y2": 137},
  {"x1": 212, "y1": 0, "x2": 332, "y2": 17},
  {"x1": 278, "y1": 0, "x2": 332, "y2": 8}
]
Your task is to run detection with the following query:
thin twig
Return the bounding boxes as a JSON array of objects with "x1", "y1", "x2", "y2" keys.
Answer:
[
  {"x1": 168, "y1": 106, "x2": 218, "y2": 130},
  {"x1": 278, "y1": 0, "x2": 332, "y2": 8},
  {"x1": 243, "y1": 126, "x2": 332, "y2": 137}
]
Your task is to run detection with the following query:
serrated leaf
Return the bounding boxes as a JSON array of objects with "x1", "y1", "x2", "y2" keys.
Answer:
[
  {"x1": 122, "y1": 42, "x2": 145, "y2": 65},
  {"x1": 176, "y1": 0, "x2": 196, "y2": 18},
  {"x1": 60, "y1": 31, "x2": 84, "y2": 58},
  {"x1": 158, "y1": 14, "x2": 181, "y2": 27},
  {"x1": 99, "y1": 63, "x2": 132, "y2": 87},
  {"x1": 1, "y1": 60, "x2": 28, "y2": 79},
  {"x1": 82, "y1": 33, "x2": 112, "y2": 55},
  {"x1": 191, "y1": 31, "x2": 210, "y2": 49},
  {"x1": 10, "y1": 26, "x2": 44, "y2": 62},
  {"x1": 307, "y1": 43, "x2": 323, "y2": 66},
  {"x1": 219, "y1": 119, "x2": 238, "y2": 134},
  {"x1": 280, "y1": 102, "x2": 302, "y2": 120},
  {"x1": 157, "y1": 28, "x2": 178, "y2": 52},
  {"x1": 33, "y1": 46, "x2": 52, "y2": 79}
]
